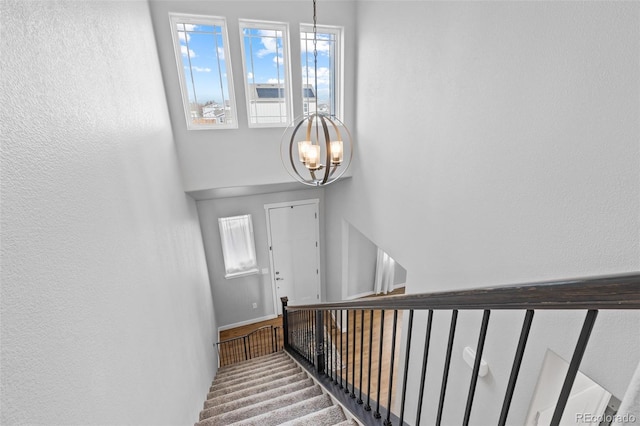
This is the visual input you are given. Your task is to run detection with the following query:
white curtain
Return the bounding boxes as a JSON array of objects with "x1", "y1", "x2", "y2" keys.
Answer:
[
  {"x1": 374, "y1": 248, "x2": 395, "y2": 295},
  {"x1": 218, "y1": 214, "x2": 259, "y2": 279}
]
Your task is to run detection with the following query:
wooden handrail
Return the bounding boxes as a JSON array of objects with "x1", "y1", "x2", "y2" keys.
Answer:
[{"x1": 287, "y1": 272, "x2": 640, "y2": 311}]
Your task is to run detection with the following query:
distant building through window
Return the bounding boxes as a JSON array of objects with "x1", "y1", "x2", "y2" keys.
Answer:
[{"x1": 239, "y1": 20, "x2": 292, "y2": 127}]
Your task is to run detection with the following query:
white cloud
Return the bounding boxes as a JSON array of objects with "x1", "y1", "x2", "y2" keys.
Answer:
[
  {"x1": 256, "y1": 30, "x2": 282, "y2": 58},
  {"x1": 301, "y1": 66, "x2": 331, "y2": 88},
  {"x1": 247, "y1": 72, "x2": 254, "y2": 80},
  {"x1": 192, "y1": 66, "x2": 211, "y2": 72},
  {"x1": 267, "y1": 78, "x2": 284, "y2": 84},
  {"x1": 181, "y1": 45, "x2": 196, "y2": 58}
]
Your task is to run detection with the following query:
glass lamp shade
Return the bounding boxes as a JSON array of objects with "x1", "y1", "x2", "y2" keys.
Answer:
[{"x1": 281, "y1": 113, "x2": 353, "y2": 186}]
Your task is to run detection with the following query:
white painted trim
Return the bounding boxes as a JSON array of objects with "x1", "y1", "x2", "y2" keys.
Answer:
[
  {"x1": 344, "y1": 291, "x2": 375, "y2": 301},
  {"x1": 263, "y1": 198, "x2": 319, "y2": 211},
  {"x1": 217, "y1": 314, "x2": 278, "y2": 335}
]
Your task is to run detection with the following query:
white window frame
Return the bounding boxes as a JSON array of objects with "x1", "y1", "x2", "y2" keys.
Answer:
[
  {"x1": 300, "y1": 24, "x2": 344, "y2": 120},
  {"x1": 239, "y1": 19, "x2": 293, "y2": 128},
  {"x1": 169, "y1": 13, "x2": 238, "y2": 130},
  {"x1": 218, "y1": 214, "x2": 259, "y2": 279}
]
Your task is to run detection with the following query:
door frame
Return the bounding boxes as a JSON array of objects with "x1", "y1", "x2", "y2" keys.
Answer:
[{"x1": 264, "y1": 198, "x2": 321, "y2": 315}]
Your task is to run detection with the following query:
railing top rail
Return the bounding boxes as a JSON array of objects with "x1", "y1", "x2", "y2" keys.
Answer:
[
  {"x1": 286, "y1": 272, "x2": 640, "y2": 312},
  {"x1": 216, "y1": 324, "x2": 280, "y2": 345}
]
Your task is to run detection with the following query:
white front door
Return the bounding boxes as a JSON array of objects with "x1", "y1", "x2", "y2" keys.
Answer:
[{"x1": 266, "y1": 200, "x2": 321, "y2": 315}]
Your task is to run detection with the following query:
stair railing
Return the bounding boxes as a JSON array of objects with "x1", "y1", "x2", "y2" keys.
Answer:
[
  {"x1": 215, "y1": 324, "x2": 283, "y2": 367},
  {"x1": 281, "y1": 272, "x2": 640, "y2": 426}
]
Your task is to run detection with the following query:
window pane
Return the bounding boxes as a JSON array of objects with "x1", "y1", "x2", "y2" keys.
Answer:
[
  {"x1": 301, "y1": 27, "x2": 340, "y2": 118},
  {"x1": 240, "y1": 21, "x2": 292, "y2": 126},
  {"x1": 171, "y1": 15, "x2": 237, "y2": 129},
  {"x1": 218, "y1": 215, "x2": 259, "y2": 279}
]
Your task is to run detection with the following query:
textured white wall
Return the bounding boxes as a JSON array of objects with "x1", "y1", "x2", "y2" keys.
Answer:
[
  {"x1": 1, "y1": 1, "x2": 216, "y2": 424},
  {"x1": 324, "y1": 0, "x2": 640, "y2": 423}
]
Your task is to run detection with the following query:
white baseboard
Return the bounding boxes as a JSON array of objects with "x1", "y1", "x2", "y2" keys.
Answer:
[
  {"x1": 217, "y1": 314, "x2": 278, "y2": 336},
  {"x1": 344, "y1": 291, "x2": 375, "y2": 300}
]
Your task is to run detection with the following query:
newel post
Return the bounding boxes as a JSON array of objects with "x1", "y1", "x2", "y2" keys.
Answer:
[
  {"x1": 315, "y1": 310, "x2": 325, "y2": 374},
  {"x1": 281, "y1": 297, "x2": 289, "y2": 349}
]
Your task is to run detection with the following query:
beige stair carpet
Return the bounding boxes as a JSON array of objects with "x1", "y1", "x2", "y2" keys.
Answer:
[{"x1": 196, "y1": 351, "x2": 357, "y2": 426}]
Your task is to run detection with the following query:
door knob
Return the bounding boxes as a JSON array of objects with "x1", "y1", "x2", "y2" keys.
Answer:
[{"x1": 276, "y1": 277, "x2": 284, "y2": 281}]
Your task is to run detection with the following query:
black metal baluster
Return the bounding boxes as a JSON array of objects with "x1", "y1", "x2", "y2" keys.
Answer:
[
  {"x1": 416, "y1": 310, "x2": 434, "y2": 426},
  {"x1": 498, "y1": 309, "x2": 534, "y2": 426},
  {"x1": 365, "y1": 309, "x2": 374, "y2": 411},
  {"x1": 358, "y1": 309, "x2": 365, "y2": 404},
  {"x1": 315, "y1": 310, "x2": 325, "y2": 374},
  {"x1": 374, "y1": 310, "x2": 386, "y2": 419},
  {"x1": 339, "y1": 310, "x2": 344, "y2": 389},
  {"x1": 345, "y1": 309, "x2": 350, "y2": 393},
  {"x1": 324, "y1": 311, "x2": 333, "y2": 379},
  {"x1": 328, "y1": 310, "x2": 333, "y2": 382},
  {"x1": 550, "y1": 310, "x2": 599, "y2": 425},
  {"x1": 351, "y1": 310, "x2": 357, "y2": 398},
  {"x1": 399, "y1": 310, "x2": 414, "y2": 426},
  {"x1": 462, "y1": 310, "x2": 491, "y2": 426},
  {"x1": 435, "y1": 309, "x2": 458, "y2": 426},
  {"x1": 334, "y1": 309, "x2": 339, "y2": 385},
  {"x1": 384, "y1": 310, "x2": 399, "y2": 426},
  {"x1": 281, "y1": 297, "x2": 289, "y2": 349}
]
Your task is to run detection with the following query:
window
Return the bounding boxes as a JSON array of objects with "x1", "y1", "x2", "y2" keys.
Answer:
[
  {"x1": 239, "y1": 20, "x2": 292, "y2": 127},
  {"x1": 218, "y1": 215, "x2": 259, "y2": 279},
  {"x1": 170, "y1": 13, "x2": 237, "y2": 129},
  {"x1": 300, "y1": 25, "x2": 342, "y2": 119}
]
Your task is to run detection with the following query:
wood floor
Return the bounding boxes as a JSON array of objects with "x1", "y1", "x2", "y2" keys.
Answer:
[{"x1": 218, "y1": 288, "x2": 405, "y2": 414}]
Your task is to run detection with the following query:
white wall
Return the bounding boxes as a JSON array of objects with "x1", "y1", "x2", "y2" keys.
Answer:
[
  {"x1": 1, "y1": 1, "x2": 216, "y2": 424},
  {"x1": 197, "y1": 189, "x2": 325, "y2": 329},
  {"x1": 325, "y1": 1, "x2": 640, "y2": 423},
  {"x1": 148, "y1": 0, "x2": 356, "y2": 192}
]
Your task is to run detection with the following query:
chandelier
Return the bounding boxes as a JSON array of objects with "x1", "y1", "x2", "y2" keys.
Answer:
[{"x1": 280, "y1": 0, "x2": 353, "y2": 187}]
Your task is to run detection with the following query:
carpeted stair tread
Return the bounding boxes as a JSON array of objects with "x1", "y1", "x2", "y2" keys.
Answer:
[
  {"x1": 196, "y1": 385, "x2": 323, "y2": 426},
  {"x1": 204, "y1": 371, "x2": 308, "y2": 409},
  {"x1": 210, "y1": 359, "x2": 297, "y2": 390},
  {"x1": 278, "y1": 405, "x2": 348, "y2": 425},
  {"x1": 227, "y1": 393, "x2": 334, "y2": 426},
  {"x1": 212, "y1": 357, "x2": 295, "y2": 385},
  {"x1": 200, "y1": 377, "x2": 314, "y2": 420},
  {"x1": 333, "y1": 420, "x2": 358, "y2": 426},
  {"x1": 216, "y1": 352, "x2": 286, "y2": 376},
  {"x1": 206, "y1": 365, "x2": 301, "y2": 400}
]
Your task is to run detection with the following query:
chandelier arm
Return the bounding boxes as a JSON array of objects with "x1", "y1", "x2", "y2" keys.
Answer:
[
  {"x1": 289, "y1": 117, "x2": 311, "y2": 183},
  {"x1": 325, "y1": 115, "x2": 343, "y2": 143},
  {"x1": 318, "y1": 114, "x2": 332, "y2": 185},
  {"x1": 305, "y1": 112, "x2": 315, "y2": 140}
]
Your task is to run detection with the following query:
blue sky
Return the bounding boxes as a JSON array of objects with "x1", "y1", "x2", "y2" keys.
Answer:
[{"x1": 178, "y1": 23, "x2": 334, "y2": 107}]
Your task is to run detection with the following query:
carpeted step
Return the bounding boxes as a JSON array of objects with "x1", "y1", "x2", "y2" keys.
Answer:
[
  {"x1": 204, "y1": 371, "x2": 308, "y2": 409},
  {"x1": 278, "y1": 405, "x2": 348, "y2": 425},
  {"x1": 213, "y1": 356, "x2": 293, "y2": 383},
  {"x1": 206, "y1": 365, "x2": 301, "y2": 400},
  {"x1": 210, "y1": 359, "x2": 297, "y2": 391},
  {"x1": 216, "y1": 352, "x2": 285, "y2": 376},
  {"x1": 196, "y1": 385, "x2": 323, "y2": 426},
  {"x1": 200, "y1": 377, "x2": 314, "y2": 420},
  {"x1": 226, "y1": 393, "x2": 334, "y2": 426},
  {"x1": 333, "y1": 420, "x2": 358, "y2": 426}
]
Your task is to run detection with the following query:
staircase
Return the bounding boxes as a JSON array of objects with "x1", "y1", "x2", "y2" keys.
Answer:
[{"x1": 196, "y1": 351, "x2": 358, "y2": 426}]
